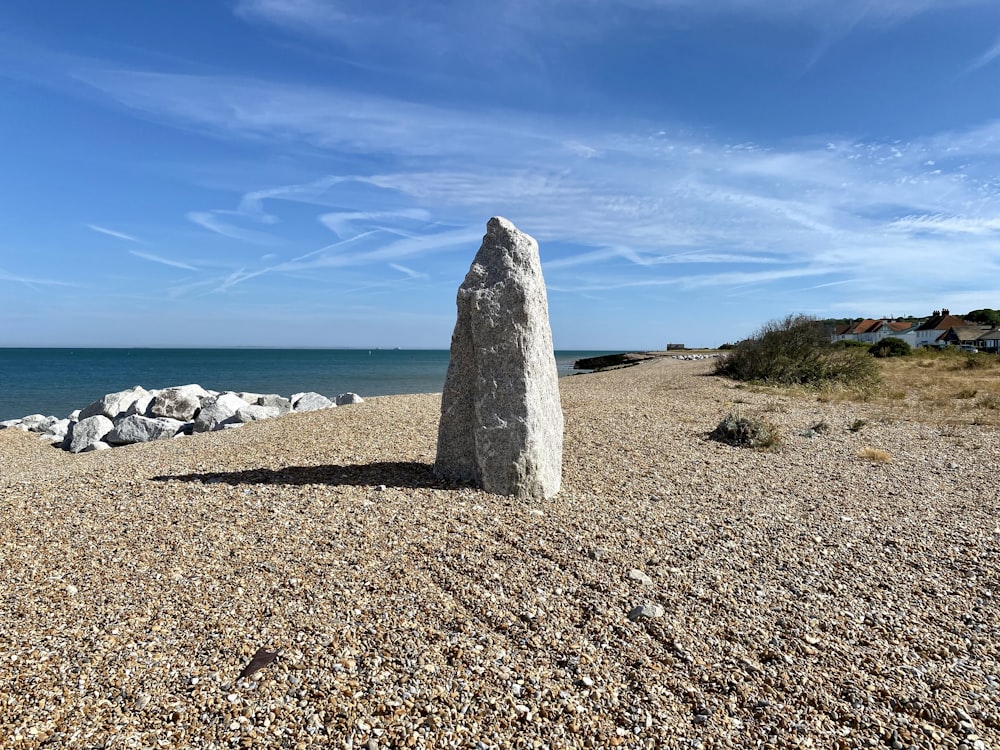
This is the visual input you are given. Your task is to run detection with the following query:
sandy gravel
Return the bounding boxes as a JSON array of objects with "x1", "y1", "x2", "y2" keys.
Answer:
[{"x1": 1, "y1": 358, "x2": 998, "y2": 749}]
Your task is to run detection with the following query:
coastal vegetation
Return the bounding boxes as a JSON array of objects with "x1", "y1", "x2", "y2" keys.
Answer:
[
  {"x1": 807, "y1": 344, "x2": 1000, "y2": 426},
  {"x1": 868, "y1": 336, "x2": 911, "y2": 358},
  {"x1": 717, "y1": 313, "x2": 1000, "y2": 427},
  {"x1": 708, "y1": 411, "x2": 781, "y2": 449},
  {"x1": 714, "y1": 313, "x2": 880, "y2": 392}
]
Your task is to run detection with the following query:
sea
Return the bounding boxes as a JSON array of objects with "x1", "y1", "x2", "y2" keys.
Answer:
[{"x1": 0, "y1": 348, "x2": 616, "y2": 421}]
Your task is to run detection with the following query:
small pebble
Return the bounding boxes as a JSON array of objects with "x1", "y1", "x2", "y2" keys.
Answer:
[
  {"x1": 627, "y1": 568, "x2": 654, "y2": 586},
  {"x1": 628, "y1": 603, "x2": 665, "y2": 621}
]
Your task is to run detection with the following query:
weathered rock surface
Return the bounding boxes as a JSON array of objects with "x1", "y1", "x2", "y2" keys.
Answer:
[
  {"x1": 193, "y1": 393, "x2": 248, "y2": 433},
  {"x1": 79, "y1": 386, "x2": 150, "y2": 420},
  {"x1": 42, "y1": 419, "x2": 72, "y2": 443},
  {"x1": 236, "y1": 404, "x2": 283, "y2": 423},
  {"x1": 107, "y1": 415, "x2": 185, "y2": 445},
  {"x1": 18, "y1": 414, "x2": 55, "y2": 432},
  {"x1": 293, "y1": 392, "x2": 335, "y2": 412},
  {"x1": 69, "y1": 415, "x2": 114, "y2": 453},
  {"x1": 151, "y1": 385, "x2": 209, "y2": 421},
  {"x1": 257, "y1": 394, "x2": 292, "y2": 413},
  {"x1": 336, "y1": 392, "x2": 364, "y2": 406},
  {"x1": 125, "y1": 393, "x2": 156, "y2": 418},
  {"x1": 435, "y1": 217, "x2": 563, "y2": 499}
]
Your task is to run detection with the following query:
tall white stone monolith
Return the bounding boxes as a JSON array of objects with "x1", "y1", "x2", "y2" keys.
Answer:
[{"x1": 434, "y1": 217, "x2": 563, "y2": 499}]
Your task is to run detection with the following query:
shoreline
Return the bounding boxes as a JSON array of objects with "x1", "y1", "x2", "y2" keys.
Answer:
[
  {"x1": 2, "y1": 357, "x2": 997, "y2": 747},
  {"x1": 0, "y1": 348, "x2": 617, "y2": 422}
]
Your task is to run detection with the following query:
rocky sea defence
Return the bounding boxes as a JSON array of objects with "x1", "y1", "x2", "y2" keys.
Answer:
[{"x1": 0, "y1": 384, "x2": 363, "y2": 452}]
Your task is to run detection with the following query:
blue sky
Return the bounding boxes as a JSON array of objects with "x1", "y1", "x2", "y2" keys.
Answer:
[{"x1": 2, "y1": 0, "x2": 1000, "y2": 349}]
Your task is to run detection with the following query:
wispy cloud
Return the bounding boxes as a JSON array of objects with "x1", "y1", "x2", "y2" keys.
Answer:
[
  {"x1": 87, "y1": 224, "x2": 140, "y2": 242},
  {"x1": 550, "y1": 265, "x2": 835, "y2": 294},
  {"x1": 231, "y1": 0, "x2": 995, "y2": 89},
  {"x1": 128, "y1": 249, "x2": 199, "y2": 271},
  {"x1": 0, "y1": 268, "x2": 75, "y2": 287},
  {"x1": 886, "y1": 214, "x2": 1000, "y2": 235},
  {"x1": 389, "y1": 263, "x2": 428, "y2": 279},
  {"x1": 966, "y1": 34, "x2": 1000, "y2": 72},
  {"x1": 319, "y1": 209, "x2": 431, "y2": 238},
  {"x1": 235, "y1": 0, "x2": 990, "y2": 41},
  {"x1": 207, "y1": 224, "x2": 476, "y2": 293},
  {"x1": 72, "y1": 65, "x2": 1000, "y2": 309},
  {"x1": 186, "y1": 210, "x2": 281, "y2": 244}
]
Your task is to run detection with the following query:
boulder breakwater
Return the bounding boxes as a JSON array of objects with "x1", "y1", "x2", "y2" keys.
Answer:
[{"x1": 0, "y1": 384, "x2": 362, "y2": 453}]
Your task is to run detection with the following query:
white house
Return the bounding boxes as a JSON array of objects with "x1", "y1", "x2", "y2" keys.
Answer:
[
  {"x1": 914, "y1": 309, "x2": 970, "y2": 348},
  {"x1": 833, "y1": 318, "x2": 918, "y2": 347}
]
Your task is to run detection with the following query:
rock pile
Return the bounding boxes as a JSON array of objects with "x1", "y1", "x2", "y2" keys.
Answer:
[
  {"x1": 0, "y1": 385, "x2": 363, "y2": 453},
  {"x1": 435, "y1": 217, "x2": 563, "y2": 500},
  {"x1": 671, "y1": 353, "x2": 720, "y2": 361}
]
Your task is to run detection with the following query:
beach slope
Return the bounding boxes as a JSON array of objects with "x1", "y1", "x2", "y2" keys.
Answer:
[{"x1": 1, "y1": 358, "x2": 997, "y2": 748}]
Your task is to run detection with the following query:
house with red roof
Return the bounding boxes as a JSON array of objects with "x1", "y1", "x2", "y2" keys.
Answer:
[
  {"x1": 914, "y1": 309, "x2": 971, "y2": 348},
  {"x1": 832, "y1": 318, "x2": 918, "y2": 346}
]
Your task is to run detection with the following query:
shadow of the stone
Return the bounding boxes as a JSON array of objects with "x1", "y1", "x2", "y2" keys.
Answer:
[{"x1": 151, "y1": 461, "x2": 467, "y2": 490}]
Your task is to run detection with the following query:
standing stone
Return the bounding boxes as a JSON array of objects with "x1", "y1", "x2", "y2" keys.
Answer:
[{"x1": 434, "y1": 217, "x2": 563, "y2": 499}]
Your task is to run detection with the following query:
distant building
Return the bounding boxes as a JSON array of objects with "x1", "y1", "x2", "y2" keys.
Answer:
[
  {"x1": 832, "y1": 318, "x2": 918, "y2": 347},
  {"x1": 829, "y1": 308, "x2": 994, "y2": 348},
  {"x1": 937, "y1": 325, "x2": 992, "y2": 348},
  {"x1": 914, "y1": 309, "x2": 971, "y2": 347},
  {"x1": 976, "y1": 329, "x2": 1000, "y2": 353}
]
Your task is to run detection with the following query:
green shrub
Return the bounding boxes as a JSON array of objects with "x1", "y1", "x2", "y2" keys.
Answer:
[
  {"x1": 709, "y1": 412, "x2": 781, "y2": 449},
  {"x1": 715, "y1": 314, "x2": 880, "y2": 391},
  {"x1": 834, "y1": 339, "x2": 870, "y2": 348},
  {"x1": 869, "y1": 337, "x2": 911, "y2": 358},
  {"x1": 960, "y1": 353, "x2": 993, "y2": 370}
]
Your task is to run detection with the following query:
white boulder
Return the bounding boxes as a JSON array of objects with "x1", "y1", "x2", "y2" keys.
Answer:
[
  {"x1": 68, "y1": 415, "x2": 114, "y2": 453},
  {"x1": 236, "y1": 404, "x2": 284, "y2": 423},
  {"x1": 193, "y1": 393, "x2": 247, "y2": 433},
  {"x1": 151, "y1": 384, "x2": 209, "y2": 421},
  {"x1": 257, "y1": 394, "x2": 292, "y2": 413},
  {"x1": 107, "y1": 415, "x2": 185, "y2": 445},
  {"x1": 41, "y1": 418, "x2": 72, "y2": 442},
  {"x1": 18, "y1": 414, "x2": 55, "y2": 433},
  {"x1": 79, "y1": 385, "x2": 150, "y2": 420},
  {"x1": 293, "y1": 392, "x2": 335, "y2": 411}
]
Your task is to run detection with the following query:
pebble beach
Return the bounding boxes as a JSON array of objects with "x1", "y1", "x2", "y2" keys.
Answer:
[{"x1": 1, "y1": 357, "x2": 998, "y2": 749}]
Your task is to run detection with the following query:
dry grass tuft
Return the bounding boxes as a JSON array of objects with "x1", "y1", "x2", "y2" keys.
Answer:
[
  {"x1": 816, "y1": 350, "x2": 1000, "y2": 427},
  {"x1": 859, "y1": 446, "x2": 893, "y2": 463},
  {"x1": 978, "y1": 395, "x2": 1000, "y2": 410},
  {"x1": 709, "y1": 412, "x2": 782, "y2": 450}
]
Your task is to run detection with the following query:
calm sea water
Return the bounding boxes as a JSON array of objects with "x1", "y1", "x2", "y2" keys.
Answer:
[{"x1": 0, "y1": 349, "x2": 616, "y2": 421}]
